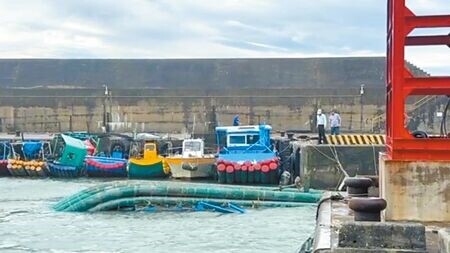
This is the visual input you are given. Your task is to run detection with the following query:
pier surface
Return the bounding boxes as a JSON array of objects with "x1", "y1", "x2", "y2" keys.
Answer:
[{"x1": 311, "y1": 192, "x2": 449, "y2": 252}]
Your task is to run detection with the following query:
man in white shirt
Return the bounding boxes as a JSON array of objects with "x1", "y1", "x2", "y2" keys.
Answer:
[
  {"x1": 329, "y1": 110, "x2": 342, "y2": 135},
  {"x1": 316, "y1": 109, "x2": 327, "y2": 144}
]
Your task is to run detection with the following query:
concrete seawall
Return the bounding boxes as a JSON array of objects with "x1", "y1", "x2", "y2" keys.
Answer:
[{"x1": 0, "y1": 87, "x2": 385, "y2": 133}]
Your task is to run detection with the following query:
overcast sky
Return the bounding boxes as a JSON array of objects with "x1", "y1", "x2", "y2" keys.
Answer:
[{"x1": 0, "y1": 0, "x2": 449, "y2": 75}]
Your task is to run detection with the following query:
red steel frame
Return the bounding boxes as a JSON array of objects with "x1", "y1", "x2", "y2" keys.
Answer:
[{"x1": 386, "y1": 0, "x2": 450, "y2": 160}]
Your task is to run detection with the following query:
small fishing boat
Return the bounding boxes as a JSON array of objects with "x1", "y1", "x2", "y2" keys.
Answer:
[
  {"x1": 6, "y1": 141, "x2": 51, "y2": 177},
  {"x1": 0, "y1": 142, "x2": 11, "y2": 176},
  {"x1": 215, "y1": 124, "x2": 280, "y2": 185},
  {"x1": 85, "y1": 156, "x2": 127, "y2": 177},
  {"x1": 166, "y1": 139, "x2": 215, "y2": 179},
  {"x1": 128, "y1": 137, "x2": 170, "y2": 179},
  {"x1": 48, "y1": 134, "x2": 87, "y2": 177},
  {"x1": 85, "y1": 134, "x2": 132, "y2": 177}
]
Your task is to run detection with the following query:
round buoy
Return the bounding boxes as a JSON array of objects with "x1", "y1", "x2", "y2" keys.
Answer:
[
  {"x1": 253, "y1": 163, "x2": 261, "y2": 183},
  {"x1": 269, "y1": 162, "x2": 278, "y2": 170},
  {"x1": 240, "y1": 165, "x2": 248, "y2": 184},
  {"x1": 247, "y1": 165, "x2": 255, "y2": 184},
  {"x1": 225, "y1": 165, "x2": 234, "y2": 184},
  {"x1": 268, "y1": 162, "x2": 278, "y2": 184},
  {"x1": 234, "y1": 163, "x2": 242, "y2": 184},
  {"x1": 217, "y1": 163, "x2": 226, "y2": 184},
  {"x1": 261, "y1": 165, "x2": 270, "y2": 184}
]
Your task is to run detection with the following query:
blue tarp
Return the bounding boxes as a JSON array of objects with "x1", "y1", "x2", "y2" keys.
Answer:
[{"x1": 23, "y1": 142, "x2": 42, "y2": 159}]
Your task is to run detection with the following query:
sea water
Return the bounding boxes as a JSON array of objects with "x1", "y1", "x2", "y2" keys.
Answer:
[{"x1": 0, "y1": 178, "x2": 316, "y2": 253}]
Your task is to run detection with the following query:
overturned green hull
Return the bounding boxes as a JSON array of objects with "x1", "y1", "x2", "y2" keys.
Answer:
[
  {"x1": 54, "y1": 181, "x2": 322, "y2": 212},
  {"x1": 128, "y1": 162, "x2": 166, "y2": 179}
]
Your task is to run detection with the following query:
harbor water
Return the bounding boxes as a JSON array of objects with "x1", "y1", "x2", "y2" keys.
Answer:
[{"x1": 0, "y1": 178, "x2": 316, "y2": 253}]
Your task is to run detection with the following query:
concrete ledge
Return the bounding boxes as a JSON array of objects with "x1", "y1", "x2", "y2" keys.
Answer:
[
  {"x1": 337, "y1": 222, "x2": 426, "y2": 251},
  {"x1": 439, "y1": 228, "x2": 450, "y2": 253},
  {"x1": 379, "y1": 153, "x2": 450, "y2": 222}
]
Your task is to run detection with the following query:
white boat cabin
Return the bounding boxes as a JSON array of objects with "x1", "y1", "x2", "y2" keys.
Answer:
[{"x1": 182, "y1": 139, "x2": 204, "y2": 158}]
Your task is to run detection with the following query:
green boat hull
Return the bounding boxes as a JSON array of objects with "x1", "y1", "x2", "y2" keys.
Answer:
[{"x1": 128, "y1": 161, "x2": 167, "y2": 179}]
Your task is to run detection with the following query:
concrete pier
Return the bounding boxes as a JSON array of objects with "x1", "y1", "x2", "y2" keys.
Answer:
[
  {"x1": 305, "y1": 192, "x2": 449, "y2": 252},
  {"x1": 379, "y1": 153, "x2": 450, "y2": 222}
]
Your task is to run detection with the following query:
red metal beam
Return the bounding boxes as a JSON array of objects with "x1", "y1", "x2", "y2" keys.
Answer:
[
  {"x1": 404, "y1": 77, "x2": 450, "y2": 95},
  {"x1": 405, "y1": 35, "x2": 450, "y2": 46},
  {"x1": 405, "y1": 15, "x2": 450, "y2": 29}
]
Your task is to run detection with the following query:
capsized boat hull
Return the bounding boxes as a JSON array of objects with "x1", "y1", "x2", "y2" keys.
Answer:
[
  {"x1": 166, "y1": 157, "x2": 215, "y2": 179},
  {"x1": 128, "y1": 160, "x2": 168, "y2": 179}
]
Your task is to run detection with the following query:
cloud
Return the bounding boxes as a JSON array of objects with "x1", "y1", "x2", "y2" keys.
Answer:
[{"x1": 0, "y1": 0, "x2": 448, "y2": 75}]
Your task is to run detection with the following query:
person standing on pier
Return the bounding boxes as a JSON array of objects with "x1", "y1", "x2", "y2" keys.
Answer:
[
  {"x1": 316, "y1": 109, "x2": 327, "y2": 144},
  {"x1": 233, "y1": 115, "x2": 240, "y2": 126},
  {"x1": 329, "y1": 110, "x2": 341, "y2": 135}
]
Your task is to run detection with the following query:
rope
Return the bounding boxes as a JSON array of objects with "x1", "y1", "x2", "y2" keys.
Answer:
[
  {"x1": 327, "y1": 145, "x2": 349, "y2": 191},
  {"x1": 310, "y1": 145, "x2": 339, "y2": 163},
  {"x1": 371, "y1": 142, "x2": 378, "y2": 175}
]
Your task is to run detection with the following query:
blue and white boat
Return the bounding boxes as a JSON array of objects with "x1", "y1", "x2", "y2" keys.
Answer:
[{"x1": 215, "y1": 125, "x2": 279, "y2": 185}]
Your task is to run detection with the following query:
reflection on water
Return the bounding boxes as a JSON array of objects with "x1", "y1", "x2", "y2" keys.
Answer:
[{"x1": 0, "y1": 178, "x2": 316, "y2": 253}]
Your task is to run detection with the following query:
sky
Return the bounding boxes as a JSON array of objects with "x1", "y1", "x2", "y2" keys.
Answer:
[{"x1": 0, "y1": 0, "x2": 449, "y2": 75}]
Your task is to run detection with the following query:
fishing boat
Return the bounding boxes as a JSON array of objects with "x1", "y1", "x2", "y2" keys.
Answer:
[
  {"x1": 85, "y1": 134, "x2": 131, "y2": 177},
  {"x1": 128, "y1": 136, "x2": 170, "y2": 179},
  {"x1": 47, "y1": 134, "x2": 87, "y2": 177},
  {"x1": 0, "y1": 142, "x2": 11, "y2": 176},
  {"x1": 85, "y1": 156, "x2": 127, "y2": 177},
  {"x1": 215, "y1": 124, "x2": 280, "y2": 185},
  {"x1": 6, "y1": 141, "x2": 52, "y2": 177},
  {"x1": 166, "y1": 139, "x2": 215, "y2": 179}
]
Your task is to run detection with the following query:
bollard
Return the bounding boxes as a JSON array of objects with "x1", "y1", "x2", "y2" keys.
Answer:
[
  {"x1": 344, "y1": 177, "x2": 373, "y2": 197},
  {"x1": 348, "y1": 197, "x2": 387, "y2": 222}
]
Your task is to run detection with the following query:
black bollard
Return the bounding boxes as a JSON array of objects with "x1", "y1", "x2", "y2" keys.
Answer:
[
  {"x1": 348, "y1": 197, "x2": 387, "y2": 222},
  {"x1": 344, "y1": 177, "x2": 373, "y2": 197}
]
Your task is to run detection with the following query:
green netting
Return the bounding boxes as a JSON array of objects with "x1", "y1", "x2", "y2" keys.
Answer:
[{"x1": 54, "y1": 181, "x2": 322, "y2": 212}]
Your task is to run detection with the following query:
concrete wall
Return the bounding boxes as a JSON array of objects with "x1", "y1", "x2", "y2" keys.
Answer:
[
  {"x1": 0, "y1": 87, "x2": 385, "y2": 134},
  {"x1": 379, "y1": 153, "x2": 450, "y2": 222},
  {"x1": 0, "y1": 57, "x2": 396, "y2": 89},
  {"x1": 299, "y1": 144, "x2": 384, "y2": 190}
]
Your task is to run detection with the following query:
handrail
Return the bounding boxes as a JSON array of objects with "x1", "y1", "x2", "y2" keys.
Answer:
[{"x1": 369, "y1": 95, "x2": 437, "y2": 132}]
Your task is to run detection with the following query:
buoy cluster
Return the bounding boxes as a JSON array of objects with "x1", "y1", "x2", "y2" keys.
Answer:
[
  {"x1": 7, "y1": 159, "x2": 47, "y2": 177},
  {"x1": 216, "y1": 158, "x2": 279, "y2": 184}
]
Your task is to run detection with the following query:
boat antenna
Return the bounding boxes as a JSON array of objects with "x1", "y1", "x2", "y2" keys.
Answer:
[{"x1": 191, "y1": 114, "x2": 196, "y2": 138}]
